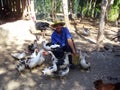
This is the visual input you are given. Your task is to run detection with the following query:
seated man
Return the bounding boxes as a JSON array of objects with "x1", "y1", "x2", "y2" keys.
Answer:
[{"x1": 51, "y1": 20, "x2": 77, "y2": 69}]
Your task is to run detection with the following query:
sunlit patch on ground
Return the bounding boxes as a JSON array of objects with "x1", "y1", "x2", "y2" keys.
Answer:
[{"x1": 0, "y1": 68, "x2": 7, "y2": 74}]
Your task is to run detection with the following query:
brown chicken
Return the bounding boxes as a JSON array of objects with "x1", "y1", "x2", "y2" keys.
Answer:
[{"x1": 93, "y1": 79, "x2": 120, "y2": 90}]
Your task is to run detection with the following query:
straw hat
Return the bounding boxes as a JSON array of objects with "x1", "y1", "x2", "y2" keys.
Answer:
[{"x1": 51, "y1": 20, "x2": 65, "y2": 27}]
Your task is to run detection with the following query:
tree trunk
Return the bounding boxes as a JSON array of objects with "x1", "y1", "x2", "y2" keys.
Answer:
[
  {"x1": 51, "y1": 0, "x2": 56, "y2": 21},
  {"x1": 16, "y1": 0, "x2": 20, "y2": 13},
  {"x1": 62, "y1": 0, "x2": 70, "y2": 29},
  {"x1": 91, "y1": 0, "x2": 97, "y2": 18},
  {"x1": 71, "y1": 0, "x2": 74, "y2": 13},
  {"x1": 96, "y1": 0, "x2": 108, "y2": 51},
  {"x1": 30, "y1": 0, "x2": 36, "y2": 22},
  {"x1": 75, "y1": 0, "x2": 80, "y2": 14},
  {"x1": 88, "y1": 0, "x2": 92, "y2": 11}
]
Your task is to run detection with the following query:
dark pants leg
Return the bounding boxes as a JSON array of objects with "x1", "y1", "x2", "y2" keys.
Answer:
[
  {"x1": 62, "y1": 45, "x2": 75, "y2": 69},
  {"x1": 68, "y1": 54, "x2": 73, "y2": 64},
  {"x1": 51, "y1": 45, "x2": 74, "y2": 65},
  {"x1": 62, "y1": 45, "x2": 73, "y2": 65}
]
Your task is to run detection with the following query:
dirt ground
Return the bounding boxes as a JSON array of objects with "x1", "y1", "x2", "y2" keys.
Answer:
[{"x1": 0, "y1": 19, "x2": 120, "y2": 90}]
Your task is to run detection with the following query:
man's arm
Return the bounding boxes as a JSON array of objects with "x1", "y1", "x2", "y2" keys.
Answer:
[{"x1": 67, "y1": 38, "x2": 76, "y2": 54}]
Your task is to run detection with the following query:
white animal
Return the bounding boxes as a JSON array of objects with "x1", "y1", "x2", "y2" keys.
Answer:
[
  {"x1": 42, "y1": 60, "x2": 57, "y2": 76},
  {"x1": 16, "y1": 60, "x2": 26, "y2": 72},
  {"x1": 28, "y1": 40, "x2": 38, "y2": 53},
  {"x1": 26, "y1": 49, "x2": 46, "y2": 69},
  {"x1": 42, "y1": 41, "x2": 60, "y2": 51},
  {"x1": 44, "y1": 51, "x2": 70, "y2": 76},
  {"x1": 58, "y1": 52, "x2": 70, "y2": 76},
  {"x1": 58, "y1": 67, "x2": 70, "y2": 76},
  {"x1": 47, "y1": 51, "x2": 70, "y2": 66},
  {"x1": 59, "y1": 52, "x2": 70, "y2": 69},
  {"x1": 30, "y1": 48, "x2": 39, "y2": 58},
  {"x1": 82, "y1": 26, "x2": 90, "y2": 36},
  {"x1": 47, "y1": 51, "x2": 58, "y2": 62},
  {"x1": 79, "y1": 50, "x2": 90, "y2": 70},
  {"x1": 33, "y1": 40, "x2": 38, "y2": 49},
  {"x1": 11, "y1": 52, "x2": 26, "y2": 60}
]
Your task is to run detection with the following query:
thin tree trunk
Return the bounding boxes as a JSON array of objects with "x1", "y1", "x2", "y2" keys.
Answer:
[
  {"x1": 85, "y1": 0, "x2": 89, "y2": 17},
  {"x1": 74, "y1": 0, "x2": 79, "y2": 14},
  {"x1": 91, "y1": 0, "x2": 97, "y2": 18},
  {"x1": 96, "y1": 0, "x2": 108, "y2": 51},
  {"x1": 80, "y1": 0, "x2": 84, "y2": 18},
  {"x1": 88, "y1": 0, "x2": 92, "y2": 11},
  {"x1": 16, "y1": 0, "x2": 20, "y2": 13},
  {"x1": 62, "y1": 0, "x2": 70, "y2": 29},
  {"x1": 30, "y1": 0, "x2": 36, "y2": 22},
  {"x1": 71, "y1": 0, "x2": 74, "y2": 13},
  {"x1": 75, "y1": 0, "x2": 80, "y2": 14},
  {"x1": 51, "y1": 0, "x2": 56, "y2": 21},
  {"x1": 87, "y1": 0, "x2": 92, "y2": 16}
]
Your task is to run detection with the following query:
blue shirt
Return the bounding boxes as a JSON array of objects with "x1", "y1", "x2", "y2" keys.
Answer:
[{"x1": 51, "y1": 27, "x2": 72, "y2": 47}]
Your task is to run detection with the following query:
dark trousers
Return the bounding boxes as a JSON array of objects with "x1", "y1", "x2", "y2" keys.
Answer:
[
  {"x1": 52, "y1": 45, "x2": 73, "y2": 65},
  {"x1": 62, "y1": 45, "x2": 73, "y2": 64}
]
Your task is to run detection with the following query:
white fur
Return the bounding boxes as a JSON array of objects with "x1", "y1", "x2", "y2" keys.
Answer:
[
  {"x1": 42, "y1": 41, "x2": 60, "y2": 51},
  {"x1": 50, "y1": 44, "x2": 60, "y2": 49},
  {"x1": 16, "y1": 64, "x2": 25, "y2": 72},
  {"x1": 11, "y1": 52, "x2": 26, "y2": 60},
  {"x1": 16, "y1": 61, "x2": 26, "y2": 72},
  {"x1": 30, "y1": 48, "x2": 39, "y2": 58},
  {"x1": 79, "y1": 51, "x2": 90, "y2": 69},
  {"x1": 42, "y1": 41, "x2": 51, "y2": 50},
  {"x1": 47, "y1": 51, "x2": 58, "y2": 62},
  {"x1": 42, "y1": 60, "x2": 57, "y2": 76},
  {"x1": 33, "y1": 40, "x2": 38, "y2": 49},
  {"x1": 43, "y1": 51, "x2": 70, "y2": 76},
  {"x1": 26, "y1": 49, "x2": 45, "y2": 69},
  {"x1": 59, "y1": 67, "x2": 69, "y2": 76},
  {"x1": 59, "y1": 52, "x2": 70, "y2": 69}
]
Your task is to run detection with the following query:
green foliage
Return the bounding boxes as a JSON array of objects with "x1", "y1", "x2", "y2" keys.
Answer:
[
  {"x1": 94, "y1": 8, "x2": 100, "y2": 18},
  {"x1": 113, "y1": 0, "x2": 120, "y2": 6},
  {"x1": 107, "y1": 5, "x2": 119, "y2": 22},
  {"x1": 82, "y1": 7, "x2": 88, "y2": 16},
  {"x1": 34, "y1": 0, "x2": 119, "y2": 20},
  {"x1": 56, "y1": 0, "x2": 62, "y2": 12}
]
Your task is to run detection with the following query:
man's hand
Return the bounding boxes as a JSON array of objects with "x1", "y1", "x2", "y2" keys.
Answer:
[{"x1": 72, "y1": 50, "x2": 77, "y2": 55}]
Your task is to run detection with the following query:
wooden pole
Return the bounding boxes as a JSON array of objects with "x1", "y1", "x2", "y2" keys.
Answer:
[
  {"x1": 62, "y1": 0, "x2": 71, "y2": 30},
  {"x1": 96, "y1": 0, "x2": 108, "y2": 51}
]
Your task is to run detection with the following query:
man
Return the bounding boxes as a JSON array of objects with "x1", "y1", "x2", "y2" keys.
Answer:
[{"x1": 51, "y1": 21, "x2": 76, "y2": 69}]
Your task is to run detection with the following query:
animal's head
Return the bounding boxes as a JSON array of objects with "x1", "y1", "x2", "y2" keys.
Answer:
[
  {"x1": 39, "y1": 49, "x2": 49, "y2": 57},
  {"x1": 79, "y1": 50, "x2": 88, "y2": 60},
  {"x1": 42, "y1": 41, "x2": 52, "y2": 51},
  {"x1": 93, "y1": 79, "x2": 103, "y2": 89},
  {"x1": 42, "y1": 69, "x2": 46, "y2": 75},
  {"x1": 42, "y1": 68, "x2": 53, "y2": 76}
]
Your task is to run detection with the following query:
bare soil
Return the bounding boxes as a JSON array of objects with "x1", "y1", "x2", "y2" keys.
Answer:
[{"x1": 0, "y1": 19, "x2": 120, "y2": 90}]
